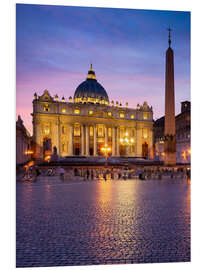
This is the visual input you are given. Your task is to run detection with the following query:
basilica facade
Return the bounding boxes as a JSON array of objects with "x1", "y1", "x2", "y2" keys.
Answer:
[{"x1": 32, "y1": 65, "x2": 154, "y2": 160}]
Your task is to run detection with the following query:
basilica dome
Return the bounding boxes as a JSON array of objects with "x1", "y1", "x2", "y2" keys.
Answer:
[{"x1": 74, "y1": 65, "x2": 109, "y2": 105}]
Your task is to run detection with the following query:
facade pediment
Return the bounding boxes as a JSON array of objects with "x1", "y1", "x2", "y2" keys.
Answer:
[{"x1": 38, "y1": 90, "x2": 53, "y2": 101}]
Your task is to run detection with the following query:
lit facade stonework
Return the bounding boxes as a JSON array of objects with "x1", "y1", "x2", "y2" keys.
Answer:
[
  {"x1": 32, "y1": 66, "x2": 154, "y2": 160},
  {"x1": 16, "y1": 115, "x2": 32, "y2": 165}
]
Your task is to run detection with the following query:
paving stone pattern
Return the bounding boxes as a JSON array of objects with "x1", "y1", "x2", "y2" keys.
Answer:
[{"x1": 16, "y1": 178, "x2": 190, "y2": 267}]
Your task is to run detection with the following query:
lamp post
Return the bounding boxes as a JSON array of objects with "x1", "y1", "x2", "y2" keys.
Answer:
[
  {"x1": 120, "y1": 132, "x2": 134, "y2": 169},
  {"x1": 101, "y1": 144, "x2": 111, "y2": 167}
]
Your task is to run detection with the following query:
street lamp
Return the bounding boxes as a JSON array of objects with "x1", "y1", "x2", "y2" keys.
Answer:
[
  {"x1": 101, "y1": 144, "x2": 111, "y2": 167},
  {"x1": 120, "y1": 132, "x2": 134, "y2": 169}
]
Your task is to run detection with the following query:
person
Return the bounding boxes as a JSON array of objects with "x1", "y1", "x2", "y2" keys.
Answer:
[
  {"x1": 111, "y1": 170, "x2": 114, "y2": 180},
  {"x1": 186, "y1": 168, "x2": 191, "y2": 183},
  {"x1": 86, "y1": 169, "x2": 90, "y2": 180},
  {"x1": 104, "y1": 170, "x2": 107, "y2": 181},
  {"x1": 74, "y1": 168, "x2": 78, "y2": 176},
  {"x1": 118, "y1": 170, "x2": 121, "y2": 180},
  {"x1": 91, "y1": 169, "x2": 94, "y2": 180},
  {"x1": 158, "y1": 169, "x2": 162, "y2": 180},
  {"x1": 35, "y1": 166, "x2": 41, "y2": 177},
  {"x1": 170, "y1": 169, "x2": 174, "y2": 179},
  {"x1": 59, "y1": 167, "x2": 65, "y2": 180},
  {"x1": 138, "y1": 168, "x2": 142, "y2": 180}
]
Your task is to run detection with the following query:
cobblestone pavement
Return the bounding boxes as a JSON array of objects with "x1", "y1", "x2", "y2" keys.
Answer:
[{"x1": 16, "y1": 177, "x2": 190, "y2": 267}]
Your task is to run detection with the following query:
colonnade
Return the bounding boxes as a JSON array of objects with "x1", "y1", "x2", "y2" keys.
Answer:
[{"x1": 68, "y1": 124, "x2": 120, "y2": 156}]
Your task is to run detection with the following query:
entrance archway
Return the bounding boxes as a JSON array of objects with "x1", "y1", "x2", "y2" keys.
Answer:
[
  {"x1": 43, "y1": 137, "x2": 52, "y2": 159},
  {"x1": 119, "y1": 145, "x2": 125, "y2": 156},
  {"x1": 74, "y1": 143, "x2": 80, "y2": 156},
  {"x1": 142, "y1": 142, "x2": 148, "y2": 158}
]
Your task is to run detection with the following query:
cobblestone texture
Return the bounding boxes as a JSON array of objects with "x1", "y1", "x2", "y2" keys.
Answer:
[{"x1": 16, "y1": 178, "x2": 190, "y2": 267}]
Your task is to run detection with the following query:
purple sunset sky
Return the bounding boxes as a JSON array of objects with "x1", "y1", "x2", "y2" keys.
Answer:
[{"x1": 16, "y1": 4, "x2": 190, "y2": 134}]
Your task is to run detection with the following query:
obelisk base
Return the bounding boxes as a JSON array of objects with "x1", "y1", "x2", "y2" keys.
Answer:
[{"x1": 164, "y1": 135, "x2": 176, "y2": 166}]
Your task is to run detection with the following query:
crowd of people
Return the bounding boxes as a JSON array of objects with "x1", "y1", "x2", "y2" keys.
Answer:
[{"x1": 21, "y1": 165, "x2": 191, "y2": 183}]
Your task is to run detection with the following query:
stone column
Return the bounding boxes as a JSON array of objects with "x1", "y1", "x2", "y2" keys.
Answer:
[
  {"x1": 85, "y1": 125, "x2": 89, "y2": 156},
  {"x1": 35, "y1": 120, "x2": 42, "y2": 159},
  {"x1": 93, "y1": 125, "x2": 97, "y2": 156},
  {"x1": 112, "y1": 127, "x2": 116, "y2": 156},
  {"x1": 105, "y1": 126, "x2": 108, "y2": 145},
  {"x1": 52, "y1": 119, "x2": 59, "y2": 153},
  {"x1": 81, "y1": 124, "x2": 85, "y2": 156},
  {"x1": 136, "y1": 126, "x2": 142, "y2": 157},
  {"x1": 116, "y1": 127, "x2": 120, "y2": 156},
  {"x1": 148, "y1": 127, "x2": 153, "y2": 159},
  {"x1": 68, "y1": 124, "x2": 73, "y2": 156}
]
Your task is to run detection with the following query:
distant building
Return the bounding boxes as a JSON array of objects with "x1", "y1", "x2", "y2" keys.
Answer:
[
  {"x1": 176, "y1": 101, "x2": 191, "y2": 163},
  {"x1": 16, "y1": 115, "x2": 32, "y2": 165},
  {"x1": 32, "y1": 65, "x2": 154, "y2": 161},
  {"x1": 154, "y1": 101, "x2": 191, "y2": 164}
]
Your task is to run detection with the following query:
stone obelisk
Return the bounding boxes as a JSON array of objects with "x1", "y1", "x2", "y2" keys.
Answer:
[{"x1": 164, "y1": 28, "x2": 176, "y2": 165}]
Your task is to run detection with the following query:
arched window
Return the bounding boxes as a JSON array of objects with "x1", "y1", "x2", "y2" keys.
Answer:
[
  {"x1": 43, "y1": 104, "x2": 50, "y2": 112},
  {"x1": 74, "y1": 124, "x2": 81, "y2": 136},
  {"x1": 142, "y1": 142, "x2": 148, "y2": 158},
  {"x1": 108, "y1": 128, "x2": 112, "y2": 137},
  {"x1": 44, "y1": 125, "x2": 50, "y2": 135},
  {"x1": 143, "y1": 112, "x2": 148, "y2": 120},
  {"x1": 90, "y1": 126, "x2": 93, "y2": 136}
]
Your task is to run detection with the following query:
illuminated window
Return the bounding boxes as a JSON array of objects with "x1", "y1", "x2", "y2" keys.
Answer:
[
  {"x1": 120, "y1": 113, "x2": 125, "y2": 118},
  {"x1": 97, "y1": 125, "x2": 104, "y2": 137},
  {"x1": 62, "y1": 108, "x2": 66, "y2": 113},
  {"x1": 108, "y1": 112, "x2": 112, "y2": 116},
  {"x1": 74, "y1": 124, "x2": 80, "y2": 136},
  {"x1": 143, "y1": 112, "x2": 148, "y2": 120},
  {"x1": 74, "y1": 109, "x2": 80, "y2": 114},
  {"x1": 43, "y1": 104, "x2": 50, "y2": 112},
  {"x1": 44, "y1": 126, "x2": 50, "y2": 135},
  {"x1": 108, "y1": 128, "x2": 112, "y2": 137},
  {"x1": 89, "y1": 110, "x2": 93, "y2": 115},
  {"x1": 143, "y1": 128, "x2": 148, "y2": 139},
  {"x1": 131, "y1": 114, "x2": 135, "y2": 119},
  {"x1": 90, "y1": 126, "x2": 93, "y2": 136}
]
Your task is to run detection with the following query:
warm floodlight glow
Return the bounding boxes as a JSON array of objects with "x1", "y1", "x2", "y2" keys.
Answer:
[
  {"x1": 62, "y1": 108, "x2": 66, "y2": 113},
  {"x1": 25, "y1": 150, "x2": 33, "y2": 155},
  {"x1": 44, "y1": 155, "x2": 51, "y2": 162},
  {"x1": 182, "y1": 151, "x2": 186, "y2": 160}
]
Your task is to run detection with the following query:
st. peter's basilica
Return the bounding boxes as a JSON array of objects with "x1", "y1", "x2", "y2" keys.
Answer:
[{"x1": 32, "y1": 65, "x2": 154, "y2": 161}]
